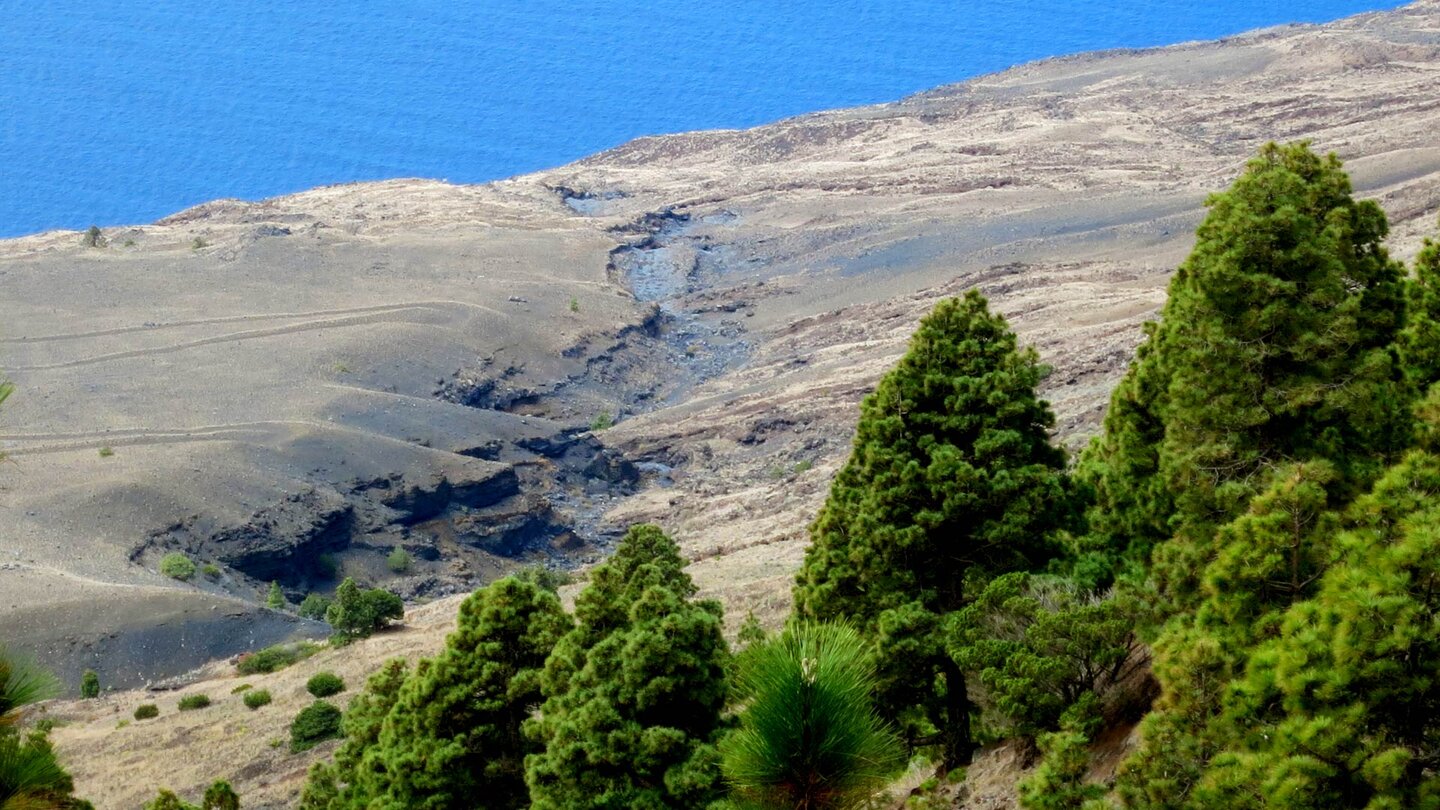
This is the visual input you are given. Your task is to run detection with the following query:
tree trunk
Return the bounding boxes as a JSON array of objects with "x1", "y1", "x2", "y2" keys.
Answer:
[{"x1": 940, "y1": 657, "x2": 975, "y2": 771}]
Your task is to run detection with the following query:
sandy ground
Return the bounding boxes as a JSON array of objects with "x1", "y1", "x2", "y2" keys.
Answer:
[{"x1": 9, "y1": 1, "x2": 1440, "y2": 806}]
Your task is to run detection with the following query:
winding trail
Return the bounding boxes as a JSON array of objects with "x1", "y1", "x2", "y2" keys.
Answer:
[
  {"x1": 1, "y1": 300, "x2": 502, "y2": 344},
  {"x1": 1, "y1": 421, "x2": 309, "y2": 455},
  {"x1": 8, "y1": 300, "x2": 508, "y2": 371}
]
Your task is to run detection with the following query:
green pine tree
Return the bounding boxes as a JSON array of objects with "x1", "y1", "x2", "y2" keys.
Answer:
[
  {"x1": 359, "y1": 577, "x2": 569, "y2": 810},
  {"x1": 1018, "y1": 729, "x2": 1105, "y2": 810},
  {"x1": 266, "y1": 582, "x2": 285, "y2": 611},
  {"x1": 793, "y1": 290, "x2": 1079, "y2": 768},
  {"x1": 1117, "y1": 462, "x2": 1346, "y2": 808},
  {"x1": 525, "y1": 524, "x2": 730, "y2": 810},
  {"x1": 948, "y1": 573, "x2": 1145, "y2": 740},
  {"x1": 1072, "y1": 327, "x2": 1175, "y2": 585},
  {"x1": 1188, "y1": 447, "x2": 1440, "y2": 808},
  {"x1": 1399, "y1": 234, "x2": 1440, "y2": 393},
  {"x1": 325, "y1": 579, "x2": 403, "y2": 642},
  {"x1": 735, "y1": 611, "x2": 768, "y2": 650},
  {"x1": 298, "y1": 594, "x2": 333, "y2": 622},
  {"x1": 1082, "y1": 142, "x2": 1410, "y2": 605},
  {"x1": 1105, "y1": 144, "x2": 1416, "y2": 810}
]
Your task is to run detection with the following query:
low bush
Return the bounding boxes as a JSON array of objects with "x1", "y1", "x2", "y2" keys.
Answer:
[
  {"x1": 144, "y1": 789, "x2": 193, "y2": 810},
  {"x1": 159, "y1": 552, "x2": 196, "y2": 580},
  {"x1": 243, "y1": 689, "x2": 272, "y2": 710},
  {"x1": 298, "y1": 593, "x2": 333, "y2": 621},
  {"x1": 134, "y1": 704, "x2": 160, "y2": 720},
  {"x1": 202, "y1": 563, "x2": 222, "y2": 580},
  {"x1": 290, "y1": 700, "x2": 343, "y2": 752},
  {"x1": 177, "y1": 694, "x2": 211, "y2": 711},
  {"x1": 386, "y1": 547, "x2": 412, "y2": 574},
  {"x1": 236, "y1": 641, "x2": 322, "y2": 675},
  {"x1": 204, "y1": 781, "x2": 240, "y2": 810},
  {"x1": 230, "y1": 683, "x2": 252, "y2": 694},
  {"x1": 306, "y1": 672, "x2": 345, "y2": 698},
  {"x1": 517, "y1": 565, "x2": 571, "y2": 593},
  {"x1": 80, "y1": 669, "x2": 100, "y2": 699}
]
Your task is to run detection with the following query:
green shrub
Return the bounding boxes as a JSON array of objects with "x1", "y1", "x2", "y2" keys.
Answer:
[
  {"x1": 290, "y1": 700, "x2": 343, "y2": 752},
  {"x1": 134, "y1": 704, "x2": 160, "y2": 720},
  {"x1": 203, "y1": 780, "x2": 240, "y2": 810},
  {"x1": 325, "y1": 579, "x2": 403, "y2": 641},
  {"x1": 589, "y1": 411, "x2": 614, "y2": 431},
  {"x1": 1018, "y1": 730, "x2": 1104, "y2": 810},
  {"x1": 83, "y1": 225, "x2": 103, "y2": 248},
  {"x1": 736, "y1": 610, "x2": 768, "y2": 649},
  {"x1": 144, "y1": 789, "x2": 196, "y2": 810},
  {"x1": 316, "y1": 554, "x2": 340, "y2": 579},
  {"x1": 306, "y1": 672, "x2": 345, "y2": 698},
  {"x1": 236, "y1": 641, "x2": 321, "y2": 675},
  {"x1": 80, "y1": 669, "x2": 100, "y2": 699},
  {"x1": 243, "y1": 689, "x2": 272, "y2": 710},
  {"x1": 721, "y1": 623, "x2": 905, "y2": 810},
  {"x1": 266, "y1": 581, "x2": 286, "y2": 610},
  {"x1": 386, "y1": 547, "x2": 412, "y2": 574},
  {"x1": 230, "y1": 683, "x2": 252, "y2": 694},
  {"x1": 516, "y1": 565, "x2": 571, "y2": 593},
  {"x1": 177, "y1": 694, "x2": 211, "y2": 711},
  {"x1": 98, "y1": 445, "x2": 115, "y2": 458},
  {"x1": 201, "y1": 563, "x2": 222, "y2": 580},
  {"x1": 192, "y1": 237, "x2": 209, "y2": 250},
  {"x1": 159, "y1": 552, "x2": 196, "y2": 581},
  {"x1": 569, "y1": 296, "x2": 580, "y2": 313},
  {"x1": 298, "y1": 593, "x2": 333, "y2": 621}
]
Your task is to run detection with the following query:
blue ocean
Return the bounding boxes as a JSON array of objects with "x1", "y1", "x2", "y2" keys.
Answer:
[{"x1": 0, "y1": 1, "x2": 1404, "y2": 238}]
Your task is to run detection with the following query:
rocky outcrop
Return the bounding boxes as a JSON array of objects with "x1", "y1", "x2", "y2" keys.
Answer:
[{"x1": 359, "y1": 463, "x2": 520, "y2": 524}]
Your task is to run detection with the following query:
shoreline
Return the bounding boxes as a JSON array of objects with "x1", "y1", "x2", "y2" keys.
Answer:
[{"x1": 0, "y1": 0, "x2": 1412, "y2": 241}]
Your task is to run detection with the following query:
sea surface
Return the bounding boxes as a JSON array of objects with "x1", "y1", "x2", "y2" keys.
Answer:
[{"x1": 0, "y1": 1, "x2": 1405, "y2": 238}]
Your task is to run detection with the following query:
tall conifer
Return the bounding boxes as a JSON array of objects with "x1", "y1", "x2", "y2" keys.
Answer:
[
  {"x1": 1082, "y1": 142, "x2": 1409, "y2": 604},
  {"x1": 525, "y1": 524, "x2": 729, "y2": 810},
  {"x1": 366, "y1": 578, "x2": 568, "y2": 809},
  {"x1": 794, "y1": 290, "x2": 1078, "y2": 768},
  {"x1": 1399, "y1": 235, "x2": 1440, "y2": 393},
  {"x1": 1110, "y1": 143, "x2": 1415, "y2": 808}
]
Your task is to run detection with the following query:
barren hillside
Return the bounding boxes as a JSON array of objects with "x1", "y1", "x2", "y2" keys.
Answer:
[{"x1": 7, "y1": 2, "x2": 1440, "y2": 805}]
